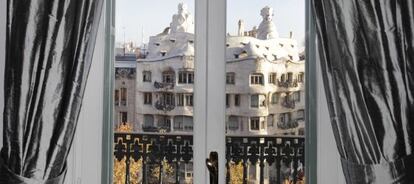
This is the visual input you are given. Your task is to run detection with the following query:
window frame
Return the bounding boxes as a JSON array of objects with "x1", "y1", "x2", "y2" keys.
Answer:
[{"x1": 102, "y1": 0, "x2": 317, "y2": 183}]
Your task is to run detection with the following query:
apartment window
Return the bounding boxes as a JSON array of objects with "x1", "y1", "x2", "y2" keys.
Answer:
[
  {"x1": 185, "y1": 94, "x2": 193, "y2": 106},
  {"x1": 144, "y1": 93, "x2": 152, "y2": 105},
  {"x1": 178, "y1": 71, "x2": 194, "y2": 84},
  {"x1": 174, "y1": 116, "x2": 193, "y2": 131},
  {"x1": 234, "y1": 94, "x2": 240, "y2": 106},
  {"x1": 271, "y1": 92, "x2": 280, "y2": 104},
  {"x1": 143, "y1": 71, "x2": 151, "y2": 82},
  {"x1": 119, "y1": 112, "x2": 128, "y2": 123},
  {"x1": 268, "y1": 114, "x2": 274, "y2": 127},
  {"x1": 250, "y1": 117, "x2": 260, "y2": 131},
  {"x1": 162, "y1": 93, "x2": 174, "y2": 105},
  {"x1": 226, "y1": 94, "x2": 230, "y2": 107},
  {"x1": 120, "y1": 88, "x2": 127, "y2": 106},
  {"x1": 297, "y1": 110, "x2": 305, "y2": 120},
  {"x1": 293, "y1": 91, "x2": 301, "y2": 102},
  {"x1": 280, "y1": 73, "x2": 286, "y2": 82},
  {"x1": 158, "y1": 116, "x2": 171, "y2": 128},
  {"x1": 226, "y1": 72, "x2": 235, "y2": 84},
  {"x1": 176, "y1": 93, "x2": 184, "y2": 106},
  {"x1": 251, "y1": 94, "x2": 266, "y2": 108},
  {"x1": 114, "y1": 89, "x2": 119, "y2": 106},
  {"x1": 228, "y1": 116, "x2": 239, "y2": 130},
  {"x1": 143, "y1": 114, "x2": 154, "y2": 127},
  {"x1": 250, "y1": 117, "x2": 266, "y2": 130},
  {"x1": 188, "y1": 72, "x2": 194, "y2": 83},
  {"x1": 297, "y1": 72, "x2": 304, "y2": 83},
  {"x1": 251, "y1": 95, "x2": 258, "y2": 108},
  {"x1": 162, "y1": 71, "x2": 175, "y2": 83},
  {"x1": 279, "y1": 113, "x2": 291, "y2": 123},
  {"x1": 269, "y1": 72, "x2": 277, "y2": 84},
  {"x1": 250, "y1": 73, "x2": 264, "y2": 85},
  {"x1": 287, "y1": 72, "x2": 293, "y2": 82}
]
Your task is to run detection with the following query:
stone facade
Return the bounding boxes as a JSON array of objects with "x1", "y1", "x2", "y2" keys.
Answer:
[
  {"x1": 114, "y1": 54, "x2": 137, "y2": 131},
  {"x1": 135, "y1": 5, "x2": 305, "y2": 136}
]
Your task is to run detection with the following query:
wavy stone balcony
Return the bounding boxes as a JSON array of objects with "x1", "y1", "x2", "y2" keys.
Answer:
[{"x1": 114, "y1": 132, "x2": 305, "y2": 184}]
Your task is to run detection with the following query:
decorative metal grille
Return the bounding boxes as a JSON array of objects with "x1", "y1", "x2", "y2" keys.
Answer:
[{"x1": 114, "y1": 133, "x2": 304, "y2": 184}]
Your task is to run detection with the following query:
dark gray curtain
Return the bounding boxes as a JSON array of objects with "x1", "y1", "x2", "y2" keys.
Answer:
[
  {"x1": 313, "y1": 0, "x2": 414, "y2": 183},
  {"x1": 0, "y1": 0, "x2": 103, "y2": 183}
]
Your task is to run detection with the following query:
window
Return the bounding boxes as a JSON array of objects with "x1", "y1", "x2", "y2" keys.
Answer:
[
  {"x1": 176, "y1": 93, "x2": 184, "y2": 106},
  {"x1": 250, "y1": 117, "x2": 260, "y2": 130},
  {"x1": 293, "y1": 91, "x2": 301, "y2": 102},
  {"x1": 114, "y1": 89, "x2": 119, "y2": 106},
  {"x1": 119, "y1": 112, "x2": 128, "y2": 123},
  {"x1": 251, "y1": 95, "x2": 258, "y2": 108},
  {"x1": 271, "y1": 92, "x2": 280, "y2": 104},
  {"x1": 280, "y1": 73, "x2": 286, "y2": 82},
  {"x1": 269, "y1": 72, "x2": 277, "y2": 84},
  {"x1": 178, "y1": 71, "x2": 194, "y2": 84},
  {"x1": 162, "y1": 93, "x2": 174, "y2": 106},
  {"x1": 250, "y1": 73, "x2": 264, "y2": 85},
  {"x1": 287, "y1": 72, "x2": 293, "y2": 82},
  {"x1": 120, "y1": 88, "x2": 127, "y2": 106},
  {"x1": 144, "y1": 93, "x2": 152, "y2": 105},
  {"x1": 297, "y1": 110, "x2": 304, "y2": 121},
  {"x1": 251, "y1": 94, "x2": 266, "y2": 108},
  {"x1": 268, "y1": 114, "x2": 274, "y2": 127},
  {"x1": 143, "y1": 71, "x2": 151, "y2": 82},
  {"x1": 234, "y1": 94, "x2": 240, "y2": 106},
  {"x1": 228, "y1": 116, "x2": 239, "y2": 130},
  {"x1": 188, "y1": 72, "x2": 194, "y2": 83},
  {"x1": 279, "y1": 113, "x2": 291, "y2": 123},
  {"x1": 297, "y1": 72, "x2": 304, "y2": 83},
  {"x1": 250, "y1": 117, "x2": 264, "y2": 131},
  {"x1": 143, "y1": 114, "x2": 154, "y2": 127},
  {"x1": 226, "y1": 72, "x2": 235, "y2": 84},
  {"x1": 185, "y1": 94, "x2": 193, "y2": 106},
  {"x1": 158, "y1": 116, "x2": 171, "y2": 129},
  {"x1": 226, "y1": 94, "x2": 230, "y2": 107},
  {"x1": 162, "y1": 71, "x2": 175, "y2": 83},
  {"x1": 174, "y1": 116, "x2": 193, "y2": 131}
]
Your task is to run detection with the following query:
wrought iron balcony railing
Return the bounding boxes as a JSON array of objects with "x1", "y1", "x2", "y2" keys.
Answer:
[
  {"x1": 277, "y1": 79, "x2": 299, "y2": 88},
  {"x1": 281, "y1": 100, "x2": 296, "y2": 109},
  {"x1": 154, "y1": 101, "x2": 175, "y2": 111},
  {"x1": 114, "y1": 132, "x2": 305, "y2": 184},
  {"x1": 154, "y1": 81, "x2": 174, "y2": 90}
]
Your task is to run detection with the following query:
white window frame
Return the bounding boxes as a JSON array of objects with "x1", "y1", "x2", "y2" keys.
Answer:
[{"x1": 101, "y1": 0, "x2": 317, "y2": 183}]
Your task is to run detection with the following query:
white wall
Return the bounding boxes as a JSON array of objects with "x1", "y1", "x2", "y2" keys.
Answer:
[{"x1": 0, "y1": 2, "x2": 104, "y2": 183}]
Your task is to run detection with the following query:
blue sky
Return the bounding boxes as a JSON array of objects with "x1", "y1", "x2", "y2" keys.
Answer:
[{"x1": 116, "y1": 0, "x2": 305, "y2": 46}]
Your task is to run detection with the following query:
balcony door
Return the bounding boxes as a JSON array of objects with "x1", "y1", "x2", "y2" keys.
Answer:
[{"x1": 108, "y1": 0, "x2": 311, "y2": 184}]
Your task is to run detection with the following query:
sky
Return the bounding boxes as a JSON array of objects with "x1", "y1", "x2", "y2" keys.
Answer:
[{"x1": 116, "y1": 0, "x2": 305, "y2": 47}]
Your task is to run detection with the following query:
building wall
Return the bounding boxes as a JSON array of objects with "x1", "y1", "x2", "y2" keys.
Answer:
[
  {"x1": 114, "y1": 66, "x2": 137, "y2": 130},
  {"x1": 134, "y1": 33, "x2": 305, "y2": 136}
]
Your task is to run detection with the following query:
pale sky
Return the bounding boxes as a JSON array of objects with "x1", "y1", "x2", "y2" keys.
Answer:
[{"x1": 116, "y1": 0, "x2": 305, "y2": 46}]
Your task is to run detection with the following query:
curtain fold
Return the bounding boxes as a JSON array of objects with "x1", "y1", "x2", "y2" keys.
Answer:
[
  {"x1": 313, "y1": 0, "x2": 414, "y2": 183},
  {"x1": 1, "y1": 0, "x2": 103, "y2": 183}
]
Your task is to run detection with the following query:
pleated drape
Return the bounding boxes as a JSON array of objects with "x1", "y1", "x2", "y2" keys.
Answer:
[
  {"x1": 313, "y1": 0, "x2": 414, "y2": 183},
  {"x1": 0, "y1": 0, "x2": 103, "y2": 183}
]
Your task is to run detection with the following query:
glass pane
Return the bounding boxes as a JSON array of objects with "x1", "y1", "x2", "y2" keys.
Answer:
[
  {"x1": 226, "y1": 0, "x2": 305, "y2": 183},
  {"x1": 113, "y1": 1, "x2": 195, "y2": 183}
]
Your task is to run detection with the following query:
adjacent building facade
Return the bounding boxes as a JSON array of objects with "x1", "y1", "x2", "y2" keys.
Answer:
[
  {"x1": 135, "y1": 5, "x2": 305, "y2": 137},
  {"x1": 114, "y1": 52, "x2": 138, "y2": 131}
]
